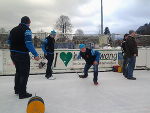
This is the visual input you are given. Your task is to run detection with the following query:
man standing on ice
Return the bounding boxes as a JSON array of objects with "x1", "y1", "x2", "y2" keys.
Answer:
[
  {"x1": 41, "y1": 30, "x2": 56, "y2": 80},
  {"x1": 125, "y1": 30, "x2": 138, "y2": 80},
  {"x1": 77, "y1": 44, "x2": 100, "y2": 85},
  {"x1": 8, "y1": 16, "x2": 40, "y2": 99}
]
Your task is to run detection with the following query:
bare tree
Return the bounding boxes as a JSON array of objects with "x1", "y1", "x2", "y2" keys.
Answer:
[
  {"x1": 55, "y1": 15, "x2": 72, "y2": 34},
  {"x1": 75, "y1": 29, "x2": 84, "y2": 35}
]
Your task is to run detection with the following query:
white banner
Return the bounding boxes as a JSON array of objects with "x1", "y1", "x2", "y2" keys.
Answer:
[{"x1": 28, "y1": 49, "x2": 120, "y2": 73}]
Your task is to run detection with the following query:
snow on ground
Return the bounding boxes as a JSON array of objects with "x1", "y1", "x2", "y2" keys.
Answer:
[{"x1": 0, "y1": 70, "x2": 150, "y2": 113}]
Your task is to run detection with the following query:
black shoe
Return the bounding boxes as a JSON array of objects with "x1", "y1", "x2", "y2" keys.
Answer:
[
  {"x1": 127, "y1": 77, "x2": 136, "y2": 80},
  {"x1": 94, "y1": 81, "x2": 99, "y2": 85},
  {"x1": 45, "y1": 76, "x2": 49, "y2": 79},
  {"x1": 45, "y1": 75, "x2": 49, "y2": 78},
  {"x1": 79, "y1": 75, "x2": 87, "y2": 78},
  {"x1": 19, "y1": 93, "x2": 32, "y2": 99}
]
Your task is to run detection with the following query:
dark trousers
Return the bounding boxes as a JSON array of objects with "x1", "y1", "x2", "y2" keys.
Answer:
[
  {"x1": 45, "y1": 54, "x2": 54, "y2": 78},
  {"x1": 122, "y1": 55, "x2": 128, "y2": 76},
  {"x1": 10, "y1": 52, "x2": 30, "y2": 95},
  {"x1": 126, "y1": 56, "x2": 136, "y2": 78},
  {"x1": 84, "y1": 63, "x2": 99, "y2": 82}
]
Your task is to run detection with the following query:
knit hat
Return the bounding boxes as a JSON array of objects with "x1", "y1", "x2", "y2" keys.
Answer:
[
  {"x1": 50, "y1": 30, "x2": 56, "y2": 35},
  {"x1": 21, "y1": 16, "x2": 30, "y2": 24},
  {"x1": 79, "y1": 44, "x2": 85, "y2": 49}
]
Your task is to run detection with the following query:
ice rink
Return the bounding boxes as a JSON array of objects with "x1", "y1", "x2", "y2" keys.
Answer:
[{"x1": 0, "y1": 70, "x2": 150, "y2": 113}]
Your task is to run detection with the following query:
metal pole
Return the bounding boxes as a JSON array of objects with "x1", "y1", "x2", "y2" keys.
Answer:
[{"x1": 101, "y1": 0, "x2": 103, "y2": 34}]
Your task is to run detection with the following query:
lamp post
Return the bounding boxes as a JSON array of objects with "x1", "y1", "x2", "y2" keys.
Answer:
[{"x1": 101, "y1": 0, "x2": 103, "y2": 34}]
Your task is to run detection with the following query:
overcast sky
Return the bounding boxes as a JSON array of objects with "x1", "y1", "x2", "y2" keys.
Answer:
[{"x1": 0, "y1": 0, "x2": 150, "y2": 34}]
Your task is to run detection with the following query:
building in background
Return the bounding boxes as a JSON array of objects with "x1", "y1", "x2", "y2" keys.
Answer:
[{"x1": 1, "y1": 33, "x2": 150, "y2": 49}]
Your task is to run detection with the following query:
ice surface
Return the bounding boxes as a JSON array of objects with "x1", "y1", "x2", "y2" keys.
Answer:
[{"x1": 0, "y1": 70, "x2": 150, "y2": 113}]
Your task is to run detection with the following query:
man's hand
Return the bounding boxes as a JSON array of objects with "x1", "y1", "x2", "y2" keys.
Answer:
[
  {"x1": 134, "y1": 54, "x2": 137, "y2": 56},
  {"x1": 34, "y1": 56, "x2": 40, "y2": 61},
  {"x1": 93, "y1": 61, "x2": 99, "y2": 65}
]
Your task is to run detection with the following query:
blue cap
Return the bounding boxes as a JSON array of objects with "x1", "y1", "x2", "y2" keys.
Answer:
[
  {"x1": 50, "y1": 30, "x2": 56, "y2": 35},
  {"x1": 79, "y1": 44, "x2": 85, "y2": 49}
]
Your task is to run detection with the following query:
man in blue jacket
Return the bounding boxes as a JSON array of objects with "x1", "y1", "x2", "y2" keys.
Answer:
[
  {"x1": 41, "y1": 30, "x2": 56, "y2": 80},
  {"x1": 78, "y1": 44, "x2": 100, "y2": 85},
  {"x1": 8, "y1": 16, "x2": 40, "y2": 99}
]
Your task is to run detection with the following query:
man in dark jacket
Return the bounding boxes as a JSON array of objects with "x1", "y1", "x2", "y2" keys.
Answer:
[
  {"x1": 42, "y1": 30, "x2": 56, "y2": 80},
  {"x1": 125, "y1": 30, "x2": 138, "y2": 80},
  {"x1": 121, "y1": 34, "x2": 128, "y2": 77},
  {"x1": 8, "y1": 16, "x2": 40, "y2": 99},
  {"x1": 77, "y1": 44, "x2": 100, "y2": 85}
]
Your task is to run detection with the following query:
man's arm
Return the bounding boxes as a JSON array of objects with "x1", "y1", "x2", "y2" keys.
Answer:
[
  {"x1": 24, "y1": 30, "x2": 39, "y2": 57},
  {"x1": 41, "y1": 39, "x2": 48, "y2": 54},
  {"x1": 132, "y1": 39, "x2": 138, "y2": 56},
  {"x1": 91, "y1": 49, "x2": 100, "y2": 62}
]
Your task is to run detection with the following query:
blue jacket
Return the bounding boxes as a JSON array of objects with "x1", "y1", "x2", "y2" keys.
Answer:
[{"x1": 78, "y1": 48, "x2": 100, "y2": 64}]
